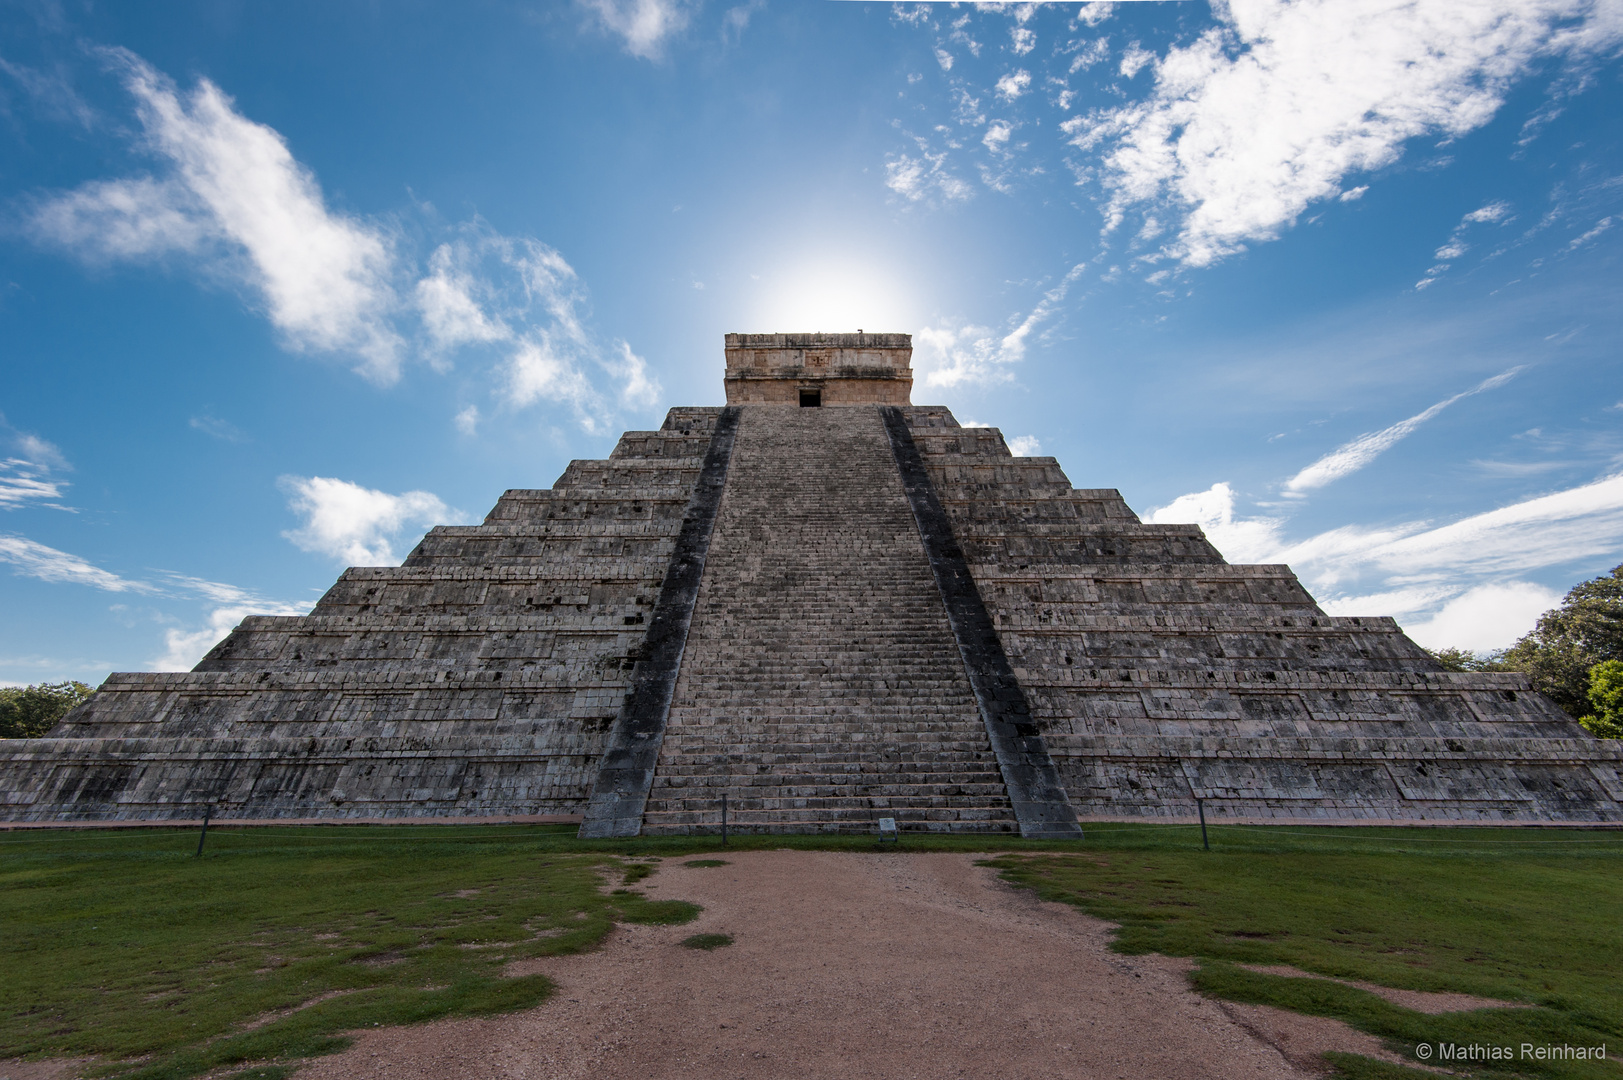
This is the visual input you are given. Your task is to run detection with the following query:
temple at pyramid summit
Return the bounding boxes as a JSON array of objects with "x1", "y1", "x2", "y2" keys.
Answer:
[{"x1": 3, "y1": 333, "x2": 1620, "y2": 834}]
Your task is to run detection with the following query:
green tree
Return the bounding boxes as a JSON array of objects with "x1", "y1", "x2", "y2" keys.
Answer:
[
  {"x1": 0, "y1": 681, "x2": 94, "y2": 739},
  {"x1": 1497, "y1": 563, "x2": 1623, "y2": 719},
  {"x1": 1582, "y1": 659, "x2": 1623, "y2": 738},
  {"x1": 1425, "y1": 647, "x2": 1516, "y2": 672}
]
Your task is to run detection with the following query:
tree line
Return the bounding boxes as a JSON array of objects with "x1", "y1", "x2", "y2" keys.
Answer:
[
  {"x1": 0, "y1": 681, "x2": 94, "y2": 739},
  {"x1": 1427, "y1": 563, "x2": 1623, "y2": 738}
]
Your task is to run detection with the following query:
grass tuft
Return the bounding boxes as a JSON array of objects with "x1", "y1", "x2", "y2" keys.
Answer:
[
  {"x1": 683, "y1": 860, "x2": 729, "y2": 868},
  {"x1": 680, "y1": 933, "x2": 733, "y2": 951}
]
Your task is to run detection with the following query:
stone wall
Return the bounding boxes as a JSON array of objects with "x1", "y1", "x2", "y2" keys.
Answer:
[
  {"x1": 902, "y1": 406, "x2": 1623, "y2": 822},
  {"x1": 0, "y1": 408, "x2": 725, "y2": 821},
  {"x1": 723, "y1": 332, "x2": 912, "y2": 405}
]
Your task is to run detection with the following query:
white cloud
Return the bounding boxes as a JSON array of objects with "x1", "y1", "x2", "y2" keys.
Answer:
[
  {"x1": 1283, "y1": 368, "x2": 1521, "y2": 495},
  {"x1": 0, "y1": 57, "x2": 96, "y2": 128},
  {"x1": 885, "y1": 149, "x2": 974, "y2": 203},
  {"x1": 914, "y1": 322, "x2": 1015, "y2": 389},
  {"x1": 1305, "y1": 472, "x2": 1623, "y2": 581},
  {"x1": 1147, "y1": 473, "x2": 1623, "y2": 646},
  {"x1": 915, "y1": 260, "x2": 1088, "y2": 388},
  {"x1": 0, "y1": 535, "x2": 149, "y2": 591},
  {"x1": 1069, "y1": 37, "x2": 1110, "y2": 73},
  {"x1": 1118, "y1": 44, "x2": 1154, "y2": 79},
  {"x1": 721, "y1": 0, "x2": 764, "y2": 43},
  {"x1": 1007, "y1": 435, "x2": 1042, "y2": 456},
  {"x1": 279, "y1": 476, "x2": 453, "y2": 565},
  {"x1": 26, "y1": 176, "x2": 209, "y2": 261},
  {"x1": 415, "y1": 242, "x2": 509, "y2": 350},
  {"x1": 1418, "y1": 200, "x2": 1516, "y2": 286},
  {"x1": 1566, "y1": 214, "x2": 1614, "y2": 250},
  {"x1": 0, "y1": 461, "x2": 69, "y2": 510},
  {"x1": 411, "y1": 229, "x2": 657, "y2": 425},
  {"x1": 1063, "y1": 0, "x2": 1623, "y2": 267},
  {"x1": 935, "y1": 47, "x2": 955, "y2": 72},
  {"x1": 1077, "y1": 3, "x2": 1116, "y2": 28},
  {"x1": 579, "y1": 0, "x2": 690, "y2": 59},
  {"x1": 0, "y1": 426, "x2": 71, "y2": 510},
  {"x1": 1463, "y1": 200, "x2": 1512, "y2": 224},
  {"x1": 506, "y1": 339, "x2": 598, "y2": 416},
  {"x1": 982, "y1": 121, "x2": 1013, "y2": 151},
  {"x1": 454, "y1": 405, "x2": 481, "y2": 436},
  {"x1": 12, "y1": 434, "x2": 69, "y2": 474},
  {"x1": 29, "y1": 51, "x2": 403, "y2": 380},
  {"x1": 1394, "y1": 581, "x2": 1562, "y2": 651},
  {"x1": 1010, "y1": 27, "x2": 1036, "y2": 55},
  {"x1": 150, "y1": 574, "x2": 311, "y2": 671},
  {"x1": 605, "y1": 341, "x2": 661, "y2": 410},
  {"x1": 188, "y1": 415, "x2": 247, "y2": 443},
  {"x1": 1339, "y1": 185, "x2": 1368, "y2": 201},
  {"x1": 1147, "y1": 482, "x2": 1287, "y2": 564},
  {"x1": 995, "y1": 69, "x2": 1032, "y2": 100}
]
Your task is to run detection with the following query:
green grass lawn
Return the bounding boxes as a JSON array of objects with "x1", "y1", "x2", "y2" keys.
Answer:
[
  {"x1": 0, "y1": 825, "x2": 700, "y2": 1080},
  {"x1": 2, "y1": 822, "x2": 1618, "y2": 1080},
  {"x1": 986, "y1": 823, "x2": 1623, "y2": 1080}
]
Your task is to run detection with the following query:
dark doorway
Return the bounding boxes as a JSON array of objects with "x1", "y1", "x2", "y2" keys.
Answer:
[{"x1": 799, "y1": 389, "x2": 822, "y2": 407}]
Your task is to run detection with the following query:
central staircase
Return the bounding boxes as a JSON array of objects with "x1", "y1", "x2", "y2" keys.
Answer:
[{"x1": 641, "y1": 405, "x2": 1017, "y2": 833}]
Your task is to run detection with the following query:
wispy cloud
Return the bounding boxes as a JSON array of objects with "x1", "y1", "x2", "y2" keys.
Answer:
[
  {"x1": 885, "y1": 146, "x2": 974, "y2": 204},
  {"x1": 0, "y1": 56, "x2": 96, "y2": 127},
  {"x1": 0, "y1": 461, "x2": 69, "y2": 510},
  {"x1": 149, "y1": 573, "x2": 309, "y2": 671},
  {"x1": 23, "y1": 51, "x2": 661, "y2": 430},
  {"x1": 1059, "y1": 0, "x2": 1623, "y2": 267},
  {"x1": 1149, "y1": 470, "x2": 1623, "y2": 649},
  {"x1": 279, "y1": 475, "x2": 461, "y2": 566},
  {"x1": 188, "y1": 414, "x2": 248, "y2": 443},
  {"x1": 29, "y1": 49, "x2": 403, "y2": 380},
  {"x1": 578, "y1": 0, "x2": 691, "y2": 59},
  {"x1": 413, "y1": 227, "x2": 659, "y2": 429},
  {"x1": 995, "y1": 69, "x2": 1031, "y2": 100},
  {"x1": 1416, "y1": 200, "x2": 1514, "y2": 289},
  {"x1": 0, "y1": 423, "x2": 73, "y2": 511},
  {"x1": 1283, "y1": 368, "x2": 1522, "y2": 495},
  {"x1": 914, "y1": 260, "x2": 1089, "y2": 388},
  {"x1": 0, "y1": 534, "x2": 149, "y2": 591},
  {"x1": 0, "y1": 531, "x2": 309, "y2": 671},
  {"x1": 1391, "y1": 581, "x2": 1562, "y2": 652}
]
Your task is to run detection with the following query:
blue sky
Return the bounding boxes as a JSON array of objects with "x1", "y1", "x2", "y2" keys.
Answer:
[{"x1": 2, "y1": 0, "x2": 1622, "y2": 685}]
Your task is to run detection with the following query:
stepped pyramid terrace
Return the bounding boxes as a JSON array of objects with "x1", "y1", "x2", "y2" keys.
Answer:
[{"x1": 2, "y1": 332, "x2": 1620, "y2": 835}]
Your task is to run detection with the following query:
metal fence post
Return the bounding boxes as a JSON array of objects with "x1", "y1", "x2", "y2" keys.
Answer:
[
  {"x1": 1197, "y1": 798, "x2": 1209, "y2": 851},
  {"x1": 196, "y1": 804, "x2": 212, "y2": 857}
]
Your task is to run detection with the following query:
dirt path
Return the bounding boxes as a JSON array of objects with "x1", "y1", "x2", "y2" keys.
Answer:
[{"x1": 298, "y1": 850, "x2": 1399, "y2": 1080}]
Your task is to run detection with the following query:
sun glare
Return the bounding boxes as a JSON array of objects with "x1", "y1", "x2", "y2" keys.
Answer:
[{"x1": 747, "y1": 258, "x2": 920, "y2": 334}]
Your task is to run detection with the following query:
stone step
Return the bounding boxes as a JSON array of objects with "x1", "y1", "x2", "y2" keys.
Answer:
[{"x1": 642, "y1": 404, "x2": 1015, "y2": 833}]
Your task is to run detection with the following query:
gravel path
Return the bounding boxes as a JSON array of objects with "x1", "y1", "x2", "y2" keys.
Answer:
[{"x1": 296, "y1": 850, "x2": 1398, "y2": 1080}]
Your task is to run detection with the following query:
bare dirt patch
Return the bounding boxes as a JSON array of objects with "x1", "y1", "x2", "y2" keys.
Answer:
[
  {"x1": 1238, "y1": 963, "x2": 1531, "y2": 1014},
  {"x1": 296, "y1": 850, "x2": 1411, "y2": 1080},
  {"x1": 1213, "y1": 1001, "x2": 1427, "y2": 1076},
  {"x1": 0, "y1": 1057, "x2": 93, "y2": 1080}
]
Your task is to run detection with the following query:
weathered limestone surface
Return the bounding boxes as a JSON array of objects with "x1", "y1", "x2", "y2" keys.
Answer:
[
  {"x1": 723, "y1": 332, "x2": 913, "y2": 406},
  {"x1": 0, "y1": 409, "x2": 725, "y2": 821},
  {"x1": 4, "y1": 330, "x2": 1618, "y2": 828},
  {"x1": 642, "y1": 405, "x2": 1019, "y2": 834},
  {"x1": 902, "y1": 406, "x2": 1623, "y2": 822}
]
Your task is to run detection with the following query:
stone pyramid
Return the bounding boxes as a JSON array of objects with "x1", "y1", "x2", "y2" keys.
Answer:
[{"x1": 3, "y1": 333, "x2": 1619, "y2": 834}]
